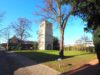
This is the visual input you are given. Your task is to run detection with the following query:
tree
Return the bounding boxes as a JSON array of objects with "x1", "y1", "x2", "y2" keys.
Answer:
[
  {"x1": 53, "y1": 37, "x2": 59, "y2": 50},
  {"x1": 75, "y1": 36, "x2": 90, "y2": 51},
  {"x1": 12, "y1": 18, "x2": 31, "y2": 49},
  {"x1": 35, "y1": 0, "x2": 75, "y2": 58},
  {"x1": 93, "y1": 27, "x2": 100, "y2": 62},
  {"x1": 80, "y1": 36, "x2": 90, "y2": 45},
  {"x1": 69, "y1": 0, "x2": 100, "y2": 63},
  {"x1": 0, "y1": 12, "x2": 8, "y2": 49},
  {"x1": 33, "y1": 41, "x2": 38, "y2": 50},
  {"x1": 0, "y1": 26, "x2": 11, "y2": 50}
]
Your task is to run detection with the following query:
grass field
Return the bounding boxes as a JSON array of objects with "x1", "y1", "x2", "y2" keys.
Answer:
[{"x1": 15, "y1": 50, "x2": 97, "y2": 73}]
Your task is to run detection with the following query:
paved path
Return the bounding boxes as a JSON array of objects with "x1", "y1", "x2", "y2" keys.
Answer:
[
  {"x1": 0, "y1": 51, "x2": 13, "y2": 75},
  {"x1": 1, "y1": 51, "x2": 100, "y2": 75},
  {"x1": 6, "y1": 52, "x2": 60, "y2": 75}
]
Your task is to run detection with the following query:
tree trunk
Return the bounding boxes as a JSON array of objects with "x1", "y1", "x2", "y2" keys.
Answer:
[
  {"x1": 59, "y1": 28, "x2": 64, "y2": 58},
  {"x1": 93, "y1": 27, "x2": 100, "y2": 64},
  {"x1": 94, "y1": 44, "x2": 100, "y2": 64},
  {"x1": 7, "y1": 41, "x2": 9, "y2": 50},
  {"x1": 19, "y1": 36, "x2": 23, "y2": 50}
]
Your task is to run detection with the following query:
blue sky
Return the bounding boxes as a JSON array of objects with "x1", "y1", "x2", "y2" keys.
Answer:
[{"x1": 0, "y1": 0, "x2": 92, "y2": 45}]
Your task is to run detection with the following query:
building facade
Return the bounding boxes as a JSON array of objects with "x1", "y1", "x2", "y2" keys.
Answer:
[
  {"x1": 38, "y1": 20, "x2": 53, "y2": 50},
  {"x1": 3, "y1": 36, "x2": 36, "y2": 50}
]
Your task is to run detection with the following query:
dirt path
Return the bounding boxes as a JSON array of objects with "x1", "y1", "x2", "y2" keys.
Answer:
[
  {"x1": 89, "y1": 59, "x2": 98, "y2": 65},
  {"x1": 64, "y1": 59, "x2": 100, "y2": 75}
]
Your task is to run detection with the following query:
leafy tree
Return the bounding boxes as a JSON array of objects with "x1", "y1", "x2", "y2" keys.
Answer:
[{"x1": 35, "y1": 0, "x2": 75, "y2": 58}]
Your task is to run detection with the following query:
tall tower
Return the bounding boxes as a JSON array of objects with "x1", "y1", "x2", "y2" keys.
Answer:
[{"x1": 38, "y1": 20, "x2": 53, "y2": 50}]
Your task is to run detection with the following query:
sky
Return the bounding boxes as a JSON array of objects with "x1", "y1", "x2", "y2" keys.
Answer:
[{"x1": 0, "y1": 0, "x2": 92, "y2": 45}]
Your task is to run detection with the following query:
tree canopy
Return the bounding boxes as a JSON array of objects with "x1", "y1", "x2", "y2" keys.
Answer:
[
  {"x1": 12, "y1": 18, "x2": 31, "y2": 40},
  {"x1": 70, "y1": 0, "x2": 100, "y2": 30},
  {"x1": 68, "y1": 0, "x2": 100, "y2": 63}
]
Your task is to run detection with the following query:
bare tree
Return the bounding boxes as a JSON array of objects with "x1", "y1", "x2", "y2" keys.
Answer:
[
  {"x1": 12, "y1": 18, "x2": 31, "y2": 49},
  {"x1": 0, "y1": 26, "x2": 11, "y2": 50},
  {"x1": 35, "y1": 0, "x2": 75, "y2": 58},
  {"x1": 75, "y1": 35, "x2": 90, "y2": 51},
  {"x1": 0, "y1": 12, "x2": 6, "y2": 48}
]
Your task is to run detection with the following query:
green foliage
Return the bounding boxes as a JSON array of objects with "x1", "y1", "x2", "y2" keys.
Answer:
[
  {"x1": 72, "y1": 0, "x2": 100, "y2": 30},
  {"x1": 73, "y1": 0, "x2": 100, "y2": 47},
  {"x1": 45, "y1": 54, "x2": 96, "y2": 72},
  {"x1": 15, "y1": 50, "x2": 88, "y2": 61},
  {"x1": 68, "y1": 0, "x2": 100, "y2": 62},
  {"x1": 32, "y1": 41, "x2": 38, "y2": 50},
  {"x1": 15, "y1": 50, "x2": 96, "y2": 72},
  {"x1": 8, "y1": 44, "x2": 21, "y2": 51}
]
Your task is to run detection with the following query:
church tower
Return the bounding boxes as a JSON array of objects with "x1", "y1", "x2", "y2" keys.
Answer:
[{"x1": 38, "y1": 20, "x2": 53, "y2": 50}]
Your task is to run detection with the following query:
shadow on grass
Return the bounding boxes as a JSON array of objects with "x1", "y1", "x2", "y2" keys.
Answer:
[
  {"x1": 15, "y1": 52, "x2": 72, "y2": 63},
  {"x1": 15, "y1": 51, "x2": 89, "y2": 63},
  {"x1": 61, "y1": 64, "x2": 100, "y2": 75}
]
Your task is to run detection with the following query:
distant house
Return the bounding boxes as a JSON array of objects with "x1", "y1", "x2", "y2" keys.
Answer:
[
  {"x1": 85, "y1": 41, "x2": 94, "y2": 47},
  {"x1": 9, "y1": 36, "x2": 23, "y2": 44},
  {"x1": 75, "y1": 39, "x2": 94, "y2": 47},
  {"x1": 22, "y1": 41, "x2": 35, "y2": 50},
  {"x1": 2, "y1": 36, "x2": 37, "y2": 50}
]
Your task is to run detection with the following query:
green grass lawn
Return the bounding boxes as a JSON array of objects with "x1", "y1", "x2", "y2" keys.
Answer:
[{"x1": 15, "y1": 50, "x2": 97, "y2": 73}]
